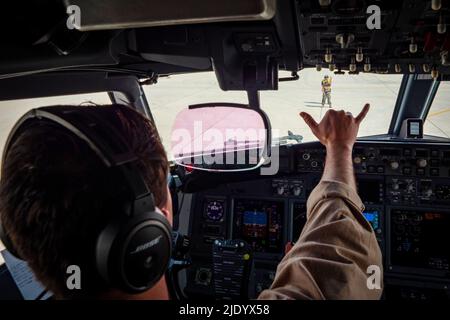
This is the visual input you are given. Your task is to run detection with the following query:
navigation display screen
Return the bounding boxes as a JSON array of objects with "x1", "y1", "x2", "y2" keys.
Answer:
[
  {"x1": 233, "y1": 199, "x2": 284, "y2": 253},
  {"x1": 391, "y1": 209, "x2": 450, "y2": 272},
  {"x1": 358, "y1": 180, "x2": 383, "y2": 204}
]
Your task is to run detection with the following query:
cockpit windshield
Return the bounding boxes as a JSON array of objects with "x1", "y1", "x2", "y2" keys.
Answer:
[{"x1": 144, "y1": 70, "x2": 403, "y2": 159}]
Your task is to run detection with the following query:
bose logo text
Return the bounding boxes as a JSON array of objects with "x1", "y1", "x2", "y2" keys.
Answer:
[{"x1": 130, "y1": 235, "x2": 163, "y2": 255}]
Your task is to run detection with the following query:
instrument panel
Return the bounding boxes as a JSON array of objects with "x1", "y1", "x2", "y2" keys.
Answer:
[
  {"x1": 390, "y1": 209, "x2": 450, "y2": 274},
  {"x1": 184, "y1": 141, "x2": 450, "y2": 300},
  {"x1": 233, "y1": 199, "x2": 284, "y2": 254}
]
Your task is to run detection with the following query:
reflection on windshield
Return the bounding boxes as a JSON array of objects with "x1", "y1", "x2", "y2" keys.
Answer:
[
  {"x1": 145, "y1": 70, "x2": 403, "y2": 159},
  {"x1": 171, "y1": 106, "x2": 265, "y2": 159}
]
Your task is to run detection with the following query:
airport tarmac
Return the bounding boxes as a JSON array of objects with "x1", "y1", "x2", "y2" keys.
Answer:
[{"x1": 0, "y1": 69, "x2": 449, "y2": 265}]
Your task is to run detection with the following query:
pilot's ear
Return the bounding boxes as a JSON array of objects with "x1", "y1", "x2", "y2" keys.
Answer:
[
  {"x1": 160, "y1": 207, "x2": 172, "y2": 225},
  {"x1": 155, "y1": 206, "x2": 172, "y2": 226},
  {"x1": 157, "y1": 185, "x2": 173, "y2": 226}
]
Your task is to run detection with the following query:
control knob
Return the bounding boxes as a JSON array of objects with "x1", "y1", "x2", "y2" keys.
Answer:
[
  {"x1": 277, "y1": 186, "x2": 285, "y2": 195},
  {"x1": 390, "y1": 161, "x2": 400, "y2": 170},
  {"x1": 422, "y1": 188, "x2": 433, "y2": 198},
  {"x1": 406, "y1": 183, "x2": 415, "y2": 193},
  {"x1": 417, "y1": 159, "x2": 427, "y2": 168},
  {"x1": 292, "y1": 186, "x2": 302, "y2": 196},
  {"x1": 353, "y1": 156, "x2": 362, "y2": 164},
  {"x1": 392, "y1": 182, "x2": 400, "y2": 191}
]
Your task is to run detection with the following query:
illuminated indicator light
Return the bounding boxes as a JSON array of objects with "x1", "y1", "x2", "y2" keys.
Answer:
[
  {"x1": 356, "y1": 47, "x2": 364, "y2": 62},
  {"x1": 319, "y1": 0, "x2": 331, "y2": 7},
  {"x1": 441, "y1": 51, "x2": 449, "y2": 66},
  {"x1": 432, "y1": 0, "x2": 442, "y2": 11},
  {"x1": 349, "y1": 57, "x2": 356, "y2": 72},
  {"x1": 324, "y1": 48, "x2": 333, "y2": 63},
  {"x1": 437, "y1": 15, "x2": 446, "y2": 34},
  {"x1": 364, "y1": 57, "x2": 371, "y2": 72},
  {"x1": 409, "y1": 39, "x2": 417, "y2": 54},
  {"x1": 431, "y1": 67, "x2": 439, "y2": 79}
]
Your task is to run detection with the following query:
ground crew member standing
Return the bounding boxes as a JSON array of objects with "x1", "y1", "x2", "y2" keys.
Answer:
[{"x1": 321, "y1": 75, "x2": 332, "y2": 108}]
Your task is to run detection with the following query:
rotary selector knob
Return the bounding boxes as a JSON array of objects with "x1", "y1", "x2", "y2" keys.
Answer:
[
  {"x1": 353, "y1": 156, "x2": 362, "y2": 164},
  {"x1": 293, "y1": 186, "x2": 302, "y2": 196},
  {"x1": 417, "y1": 159, "x2": 427, "y2": 168},
  {"x1": 303, "y1": 153, "x2": 311, "y2": 160},
  {"x1": 390, "y1": 161, "x2": 400, "y2": 170},
  {"x1": 423, "y1": 188, "x2": 433, "y2": 197},
  {"x1": 277, "y1": 186, "x2": 285, "y2": 195}
]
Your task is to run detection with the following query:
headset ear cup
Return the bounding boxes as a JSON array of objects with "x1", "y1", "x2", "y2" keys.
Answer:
[{"x1": 96, "y1": 210, "x2": 172, "y2": 293}]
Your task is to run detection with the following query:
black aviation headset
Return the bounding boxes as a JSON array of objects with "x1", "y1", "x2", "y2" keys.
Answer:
[{"x1": 0, "y1": 105, "x2": 172, "y2": 293}]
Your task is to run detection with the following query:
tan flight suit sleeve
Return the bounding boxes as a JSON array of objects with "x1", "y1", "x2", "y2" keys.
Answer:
[{"x1": 258, "y1": 180, "x2": 383, "y2": 300}]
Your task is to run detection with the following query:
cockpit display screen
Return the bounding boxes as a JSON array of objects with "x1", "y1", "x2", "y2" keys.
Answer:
[
  {"x1": 357, "y1": 180, "x2": 383, "y2": 204},
  {"x1": 363, "y1": 211, "x2": 380, "y2": 230},
  {"x1": 243, "y1": 211, "x2": 268, "y2": 236},
  {"x1": 233, "y1": 199, "x2": 284, "y2": 253},
  {"x1": 390, "y1": 209, "x2": 450, "y2": 272}
]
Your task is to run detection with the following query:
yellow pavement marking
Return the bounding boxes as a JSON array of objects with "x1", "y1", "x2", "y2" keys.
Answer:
[{"x1": 428, "y1": 108, "x2": 450, "y2": 117}]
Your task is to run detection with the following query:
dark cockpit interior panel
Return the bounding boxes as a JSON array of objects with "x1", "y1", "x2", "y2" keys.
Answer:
[{"x1": 182, "y1": 141, "x2": 450, "y2": 300}]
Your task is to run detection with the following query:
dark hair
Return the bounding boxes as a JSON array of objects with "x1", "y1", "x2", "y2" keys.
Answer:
[{"x1": 0, "y1": 104, "x2": 169, "y2": 298}]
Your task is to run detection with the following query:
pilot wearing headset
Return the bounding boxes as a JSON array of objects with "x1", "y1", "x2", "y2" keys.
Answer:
[
  {"x1": 0, "y1": 105, "x2": 173, "y2": 299},
  {"x1": 0, "y1": 103, "x2": 381, "y2": 300}
]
